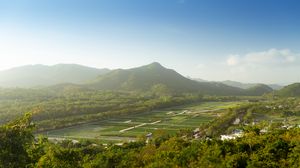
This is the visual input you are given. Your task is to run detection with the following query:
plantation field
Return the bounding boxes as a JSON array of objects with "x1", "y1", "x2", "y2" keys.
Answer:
[{"x1": 40, "y1": 101, "x2": 244, "y2": 142}]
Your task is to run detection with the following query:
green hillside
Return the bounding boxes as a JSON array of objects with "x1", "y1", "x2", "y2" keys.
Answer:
[
  {"x1": 88, "y1": 62, "x2": 196, "y2": 91},
  {"x1": 0, "y1": 64, "x2": 110, "y2": 88},
  {"x1": 275, "y1": 83, "x2": 300, "y2": 97},
  {"x1": 88, "y1": 62, "x2": 246, "y2": 96},
  {"x1": 244, "y1": 84, "x2": 273, "y2": 96}
]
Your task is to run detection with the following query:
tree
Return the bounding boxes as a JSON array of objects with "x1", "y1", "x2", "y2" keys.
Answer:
[{"x1": 0, "y1": 113, "x2": 35, "y2": 168}]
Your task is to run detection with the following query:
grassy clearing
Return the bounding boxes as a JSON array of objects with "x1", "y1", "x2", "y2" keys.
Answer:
[{"x1": 39, "y1": 101, "x2": 244, "y2": 142}]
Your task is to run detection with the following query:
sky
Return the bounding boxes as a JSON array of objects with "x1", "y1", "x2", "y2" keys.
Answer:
[{"x1": 1, "y1": 0, "x2": 300, "y2": 84}]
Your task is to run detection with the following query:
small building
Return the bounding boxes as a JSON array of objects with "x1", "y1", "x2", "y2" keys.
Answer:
[
  {"x1": 146, "y1": 132, "x2": 153, "y2": 138},
  {"x1": 193, "y1": 133, "x2": 200, "y2": 139},
  {"x1": 233, "y1": 118, "x2": 240, "y2": 125},
  {"x1": 221, "y1": 135, "x2": 236, "y2": 141},
  {"x1": 260, "y1": 127, "x2": 268, "y2": 134},
  {"x1": 193, "y1": 128, "x2": 200, "y2": 134},
  {"x1": 145, "y1": 133, "x2": 153, "y2": 144},
  {"x1": 220, "y1": 129, "x2": 243, "y2": 141}
]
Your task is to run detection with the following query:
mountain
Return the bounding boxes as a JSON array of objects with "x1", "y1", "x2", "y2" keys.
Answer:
[
  {"x1": 244, "y1": 84, "x2": 273, "y2": 96},
  {"x1": 274, "y1": 83, "x2": 300, "y2": 97},
  {"x1": 220, "y1": 81, "x2": 274, "y2": 96},
  {"x1": 267, "y1": 84, "x2": 284, "y2": 90},
  {"x1": 0, "y1": 62, "x2": 276, "y2": 96},
  {"x1": 0, "y1": 64, "x2": 110, "y2": 88},
  {"x1": 88, "y1": 62, "x2": 247, "y2": 95},
  {"x1": 221, "y1": 80, "x2": 282, "y2": 90},
  {"x1": 221, "y1": 80, "x2": 258, "y2": 89}
]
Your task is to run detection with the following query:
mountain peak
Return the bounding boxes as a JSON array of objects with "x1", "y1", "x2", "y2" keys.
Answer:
[
  {"x1": 145, "y1": 62, "x2": 165, "y2": 69},
  {"x1": 149, "y1": 62, "x2": 162, "y2": 66}
]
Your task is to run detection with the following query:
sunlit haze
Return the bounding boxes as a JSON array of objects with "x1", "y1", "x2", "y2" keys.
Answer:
[{"x1": 1, "y1": 0, "x2": 300, "y2": 84}]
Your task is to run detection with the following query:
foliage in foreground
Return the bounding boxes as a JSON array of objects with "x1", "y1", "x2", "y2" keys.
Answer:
[{"x1": 1, "y1": 114, "x2": 300, "y2": 168}]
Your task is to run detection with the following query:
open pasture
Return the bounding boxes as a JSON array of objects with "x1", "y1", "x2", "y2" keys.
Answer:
[{"x1": 41, "y1": 101, "x2": 244, "y2": 142}]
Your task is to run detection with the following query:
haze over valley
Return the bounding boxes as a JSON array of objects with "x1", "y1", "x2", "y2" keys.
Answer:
[{"x1": 0, "y1": 62, "x2": 284, "y2": 90}]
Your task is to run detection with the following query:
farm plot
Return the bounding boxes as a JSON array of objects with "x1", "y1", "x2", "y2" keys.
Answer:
[{"x1": 40, "y1": 101, "x2": 243, "y2": 142}]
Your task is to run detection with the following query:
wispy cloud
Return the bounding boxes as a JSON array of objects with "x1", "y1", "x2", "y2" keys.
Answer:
[
  {"x1": 194, "y1": 48, "x2": 300, "y2": 84},
  {"x1": 226, "y1": 48, "x2": 298, "y2": 66}
]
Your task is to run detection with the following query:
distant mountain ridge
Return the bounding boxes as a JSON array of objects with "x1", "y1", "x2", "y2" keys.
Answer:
[
  {"x1": 221, "y1": 80, "x2": 259, "y2": 89},
  {"x1": 221, "y1": 80, "x2": 283, "y2": 90},
  {"x1": 194, "y1": 79, "x2": 282, "y2": 90},
  {"x1": 0, "y1": 64, "x2": 110, "y2": 88}
]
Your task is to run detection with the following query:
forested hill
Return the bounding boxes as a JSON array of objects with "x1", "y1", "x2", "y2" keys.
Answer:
[
  {"x1": 87, "y1": 62, "x2": 242, "y2": 95},
  {"x1": 274, "y1": 83, "x2": 300, "y2": 97},
  {"x1": 244, "y1": 84, "x2": 274, "y2": 96},
  {"x1": 0, "y1": 64, "x2": 110, "y2": 88},
  {"x1": 87, "y1": 62, "x2": 272, "y2": 96},
  {"x1": 87, "y1": 62, "x2": 204, "y2": 92}
]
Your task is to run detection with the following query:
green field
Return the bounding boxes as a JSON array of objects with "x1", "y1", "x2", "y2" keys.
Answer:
[{"x1": 39, "y1": 101, "x2": 244, "y2": 142}]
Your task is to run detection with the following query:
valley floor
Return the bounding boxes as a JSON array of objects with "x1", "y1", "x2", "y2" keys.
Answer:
[{"x1": 38, "y1": 101, "x2": 244, "y2": 143}]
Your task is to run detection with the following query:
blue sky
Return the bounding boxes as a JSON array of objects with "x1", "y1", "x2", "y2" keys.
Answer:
[{"x1": 0, "y1": 0, "x2": 300, "y2": 84}]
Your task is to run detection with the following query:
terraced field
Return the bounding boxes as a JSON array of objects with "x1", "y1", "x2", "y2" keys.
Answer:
[{"x1": 40, "y1": 101, "x2": 244, "y2": 142}]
